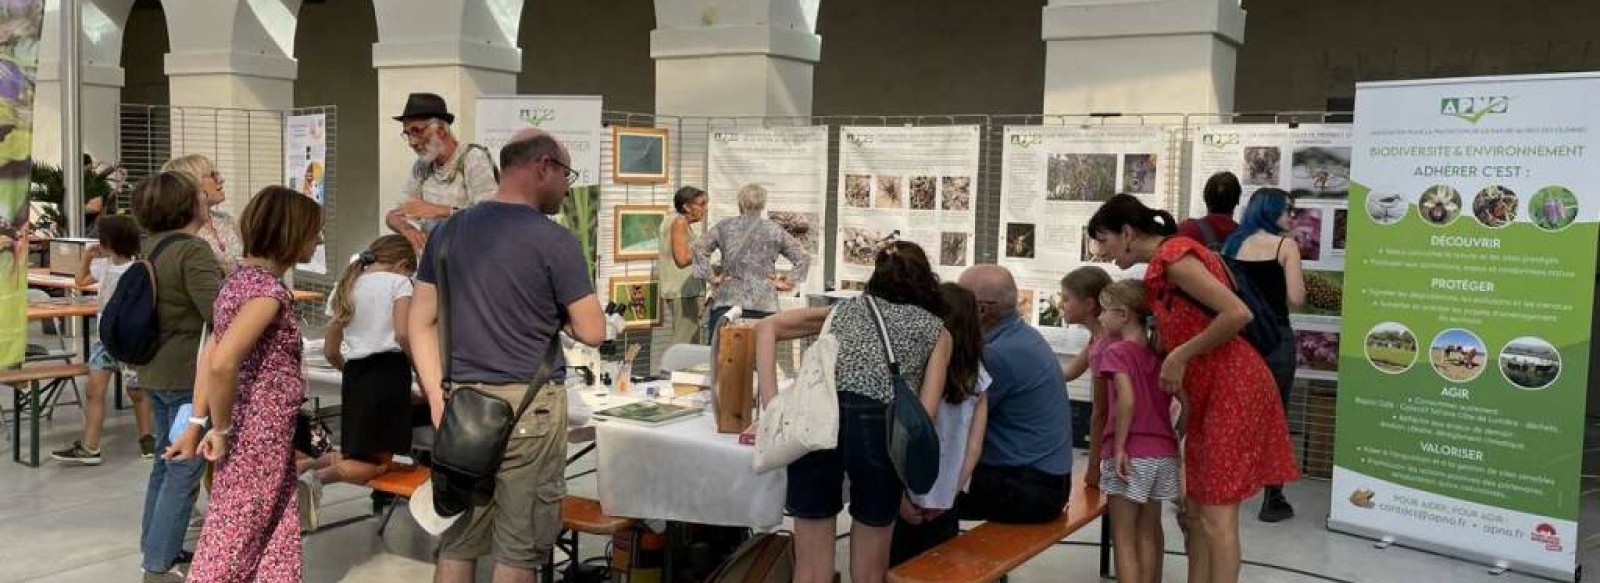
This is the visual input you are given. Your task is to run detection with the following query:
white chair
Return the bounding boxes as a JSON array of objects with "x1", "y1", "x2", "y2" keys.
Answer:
[{"x1": 658, "y1": 343, "x2": 711, "y2": 374}]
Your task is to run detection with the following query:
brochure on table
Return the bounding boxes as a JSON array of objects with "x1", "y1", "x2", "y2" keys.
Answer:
[
  {"x1": 835, "y1": 126, "x2": 981, "y2": 286},
  {"x1": 706, "y1": 127, "x2": 829, "y2": 297},
  {"x1": 999, "y1": 125, "x2": 1171, "y2": 355},
  {"x1": 1334, "y1": 72, "x2": 1598, "y2": 581},
  {"x1": 1188, "y1": 123, "x2": 1353, "y2": 381},
  {"x1": 286, "y1": 113, "x2": 329, "y2": 274}
]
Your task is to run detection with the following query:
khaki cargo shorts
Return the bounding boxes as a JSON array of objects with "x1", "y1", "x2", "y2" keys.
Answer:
[{"x1": 437, "y1": 382, "x2": 568, "y2": 570}]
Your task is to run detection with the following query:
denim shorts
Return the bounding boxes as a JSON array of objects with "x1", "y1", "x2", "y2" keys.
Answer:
[
  {"x1": 786, "y1": 391, "x2": 902, "y2": 527},
  {"x1": 88, "y1": 341, "x2": 120, "y2": 372}
]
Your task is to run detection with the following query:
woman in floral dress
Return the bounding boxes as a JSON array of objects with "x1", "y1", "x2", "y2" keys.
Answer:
[
  {"x1": 176, "y1": 187, "x2": 323, "y2": 582},
  {"x1": 1088, "y1": 194, "x2": 1299, "y2": 583}
]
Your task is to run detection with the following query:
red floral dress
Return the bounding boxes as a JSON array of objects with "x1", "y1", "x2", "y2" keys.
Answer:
[
  {"x1": 1145, "y1": 237, "x2": 1299, "y2": 505},
  {"x1": 189, "y1": 266, "x2": 303, "y2": 582}
]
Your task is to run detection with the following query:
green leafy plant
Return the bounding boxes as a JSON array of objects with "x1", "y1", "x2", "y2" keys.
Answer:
[{"x1": 29, "y1": 161, "x2": 125, "y2": 228}]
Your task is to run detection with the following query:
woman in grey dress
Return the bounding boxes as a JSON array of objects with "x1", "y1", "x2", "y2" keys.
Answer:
[{"x1": 692, "y1": 184, "x2": 811, "y2": 339}]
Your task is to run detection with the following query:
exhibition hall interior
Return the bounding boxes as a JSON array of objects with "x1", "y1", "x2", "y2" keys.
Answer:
[{"x1": 3, "y1": 0, "x2": 1599, "y2": 582}]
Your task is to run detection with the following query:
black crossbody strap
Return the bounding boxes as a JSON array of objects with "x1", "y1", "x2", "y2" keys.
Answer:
[{"x1": 435, "y1": 212, "x2": 560, "y2": 419}]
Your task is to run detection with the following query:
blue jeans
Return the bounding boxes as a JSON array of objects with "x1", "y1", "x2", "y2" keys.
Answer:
[{"x1": 141, "y1": 390, "x2": 204, "y2": 573}]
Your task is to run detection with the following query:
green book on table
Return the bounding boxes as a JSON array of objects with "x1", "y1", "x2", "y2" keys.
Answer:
[{"x1": 594, "y1": 401, "x2": 703, "y2": 426}]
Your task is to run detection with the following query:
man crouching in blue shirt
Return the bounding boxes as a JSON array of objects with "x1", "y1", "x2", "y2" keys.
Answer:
[{"x1": 954, "y1": 265, "x2": 1072, "y2": 523}]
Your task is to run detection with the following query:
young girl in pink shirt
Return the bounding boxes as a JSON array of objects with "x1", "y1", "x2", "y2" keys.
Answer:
[{"x1": 1097, "y1": 280, "x2": 1181, "y2": 583}]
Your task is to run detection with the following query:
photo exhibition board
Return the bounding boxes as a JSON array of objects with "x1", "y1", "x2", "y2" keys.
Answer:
[
  {"x1": 706, "y1": 127, "x2": 830, "y2": 298},
  {"x1": 999, "y1": 125, "x2": 1172, "y2": 356},
  {"x1": 835, "y1": 126, "x2": 981, "y2": 287},
  {"x1": 285, "y1": 113, "x2": 329, "y2": 274},
  {"x1": 1332, "y1": 73, "x2": 1600, "y2": 581},
  {"x1": 1187, "y1": 123, "x2": 1353, "y2": 380},
  {"x1": 475, "y1": 95, "x2": 604, "y2": 187}
]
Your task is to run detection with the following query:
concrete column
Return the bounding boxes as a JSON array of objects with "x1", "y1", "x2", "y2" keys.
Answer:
[
  {"x1": 33, "y1": 0, "x2": 136, "y2": 165},
  {"x1": 160, "y1": 0, "x2": 300, "y2": 218},
  {"x1": 651, "y1": 0, "x2": 821, "y2": 117},
  {"x1": 371, "y1": 0, "x2": 523, "y2": 233},
  {"x1": 1042, "y1": 0, "x2": 1245, "y2": 114}
]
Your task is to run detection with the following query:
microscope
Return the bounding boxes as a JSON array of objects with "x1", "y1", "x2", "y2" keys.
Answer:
[{"x1": 561, "y1": 302, "x2": 630, "y2": 389}]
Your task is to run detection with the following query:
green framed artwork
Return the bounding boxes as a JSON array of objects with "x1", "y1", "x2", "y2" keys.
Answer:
[{"x1": 613, "y1": 204, "x2": 668, "y2": 261}]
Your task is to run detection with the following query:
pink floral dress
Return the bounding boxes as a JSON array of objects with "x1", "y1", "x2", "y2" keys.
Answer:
[{"x1": 189, "y1": 266, "x2": 304, "y2": 582}]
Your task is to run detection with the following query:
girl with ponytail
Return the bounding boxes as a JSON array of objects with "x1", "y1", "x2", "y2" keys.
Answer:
[
  {"x1": 1086, "y1": 193, "x2": 1299, "y2": 583},
  {"x1": 314, "y1": 234, "x2": 418, "y2": 496}
]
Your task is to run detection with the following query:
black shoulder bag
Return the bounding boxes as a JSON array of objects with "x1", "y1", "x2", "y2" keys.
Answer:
[
  {"x1": 863, "y1": 295, "x2": 941, "y2": 496},
  {"x1": 430, "y1": 213, "x2": 562, "y2": 517}
]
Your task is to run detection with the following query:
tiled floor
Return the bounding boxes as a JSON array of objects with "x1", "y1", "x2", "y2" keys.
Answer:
[{"x1": 2, "y1": 401, "x2": 1588, "y2": 583}]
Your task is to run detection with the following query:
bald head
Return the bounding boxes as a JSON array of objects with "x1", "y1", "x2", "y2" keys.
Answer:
[
  {"x1": 960, "y1": 265, "x2": 1019, "y2": 329},
  {"x1": 501, "y1": 128, "x2": 567, "y2": 170}
]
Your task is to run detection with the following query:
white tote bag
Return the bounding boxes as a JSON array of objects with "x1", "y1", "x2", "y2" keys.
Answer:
[{"x1": 751, "y1": 307, "x2": 840, "y2": 473}]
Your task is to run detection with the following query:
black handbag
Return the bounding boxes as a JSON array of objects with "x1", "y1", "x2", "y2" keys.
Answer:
[
  {"x1": 862, "y1": 295, "x2": 941, "y2": 496},
  {"x1": 429, "y1": 214, "x2": 562, "y2": 517}
]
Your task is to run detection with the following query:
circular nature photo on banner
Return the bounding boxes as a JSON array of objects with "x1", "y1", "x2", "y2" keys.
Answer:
[
  {"x1": 1430, "y1": 328, "x2": 1487, "y2": 383},
  {"x1": 1529, "y1": 186, "x2": 1580, "y2": 232},
  {"x1": 1418, "y1": 185, "x2": 1462, "y2": 226},
  {"x1": 1499, "y1": 337, "x2": 1562, "y2": 391},
  {"x1": 1364, "y1": 322, "x2": 1418, "y2": 374},
  {"x1": 1471, "y1": 185, "x2": 1518, "y2": 229},
  {"x1": 1365, "y1": 192, "x2": 1408, "y2": 225}
]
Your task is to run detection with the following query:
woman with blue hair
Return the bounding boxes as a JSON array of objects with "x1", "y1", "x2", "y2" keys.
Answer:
[{"x1": 1220, "y1": 187, "x2": 1303, "y2": 524}]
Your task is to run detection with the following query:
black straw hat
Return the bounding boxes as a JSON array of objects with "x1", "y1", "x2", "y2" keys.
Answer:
[{"x1": 394, "y1": 92, "x2": 455, "y2": 124}]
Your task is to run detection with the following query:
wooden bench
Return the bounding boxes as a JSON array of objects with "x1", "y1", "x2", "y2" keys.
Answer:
[
  {"x1": 5, "y1": 363, "x2": 90, "y2": 467},
  {"x1": 888, "y1": 472, "x2": 1109, "y2": 583},
  {"x1": 366, "y1": 463, "x2": 432, "y2": 535},
  {"x1": 546, "y1": 495, "x2": 639, "y2": 583}
]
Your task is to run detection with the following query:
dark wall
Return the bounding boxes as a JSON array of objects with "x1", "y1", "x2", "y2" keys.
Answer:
[
  {"x1": 120, "y1": 0, "x2": 167, "y2": 106},
  {"x1": 295, "y1": 0, "x2": 381, "y2": 284},
  {"x1": 1236, "y1": 0, "x2": 1600, "y2": 112},
  {"x1": 813, "y1": 0, "x2": 1044, "y2": 116},
  {"x1": 518, "y1": 0, "x2": 656, "y2": 113}
]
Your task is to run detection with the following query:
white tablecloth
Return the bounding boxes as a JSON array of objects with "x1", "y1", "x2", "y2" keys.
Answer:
[{"x1": 595, "y1": 395, "x2": 786, "y2": 529}]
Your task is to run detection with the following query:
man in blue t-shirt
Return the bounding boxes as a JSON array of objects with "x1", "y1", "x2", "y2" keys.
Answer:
[
  {"x1": 411, "y1": 128, "x2": 605, "y2": 583},
  {"x1": 955, "y1": 265, "x2": 1073, "y2": 524}
]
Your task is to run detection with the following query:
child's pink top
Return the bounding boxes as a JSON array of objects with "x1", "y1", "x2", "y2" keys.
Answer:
[
  {"x1": 1098, "y1": 339, "x2": 1179, "y2": 459},
  {"x1": 1086, "y1": 331, "x2": 1113, "y2": 377}
]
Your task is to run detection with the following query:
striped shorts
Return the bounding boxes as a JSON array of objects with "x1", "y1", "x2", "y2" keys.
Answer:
[{"x1": 1099, "y1": 457, "x2": 1182, "y2": 504}]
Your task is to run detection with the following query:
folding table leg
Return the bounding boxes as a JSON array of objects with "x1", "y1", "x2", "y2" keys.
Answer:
[
  {"x1": 1099, "y1": 512, "x2": 1112, "y2": 579},
  {"x1": 27, "y1": 381, "x2": 42, "y2": 467}
]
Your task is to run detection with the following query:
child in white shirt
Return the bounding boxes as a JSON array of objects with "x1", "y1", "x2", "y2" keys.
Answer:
[{"x1": 52, "y1": 215, "x2": 153, "y2": 464}]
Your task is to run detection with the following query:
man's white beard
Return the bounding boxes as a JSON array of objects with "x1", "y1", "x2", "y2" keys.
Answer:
[{"x1": 419, "y1": 136, "x2": 446, "y2": 164}]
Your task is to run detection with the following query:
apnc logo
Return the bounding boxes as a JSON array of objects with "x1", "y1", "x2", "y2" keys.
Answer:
[
  {"x1": 1202, "y1": 133, "x2": 1240, "y2": 149},
  {"x1": 1532, "y1": 523, "x2": 1563, "y2": 552},
  {"x1": 519, "y1": 108, "x2": 556, "y2": 128},
  {"x1": 1009, "y1": 133, "x2": 1043, "y2": 149},
  {"x1": 845, "y1": 133, "x2": 874, "y2": 146},
  {"x1": 1440, "y1": 96, "x2": 1509, "y2": 123}
]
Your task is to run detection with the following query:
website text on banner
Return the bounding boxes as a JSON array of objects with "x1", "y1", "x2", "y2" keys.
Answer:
[{"x1": 1335, "y1": 72, "x2": 1600, "y2": 581}]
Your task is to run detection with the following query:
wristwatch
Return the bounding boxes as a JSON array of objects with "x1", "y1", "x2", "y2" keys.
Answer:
[{"x1": 187, "y1": 415, "x2": 210, "y2": 429}]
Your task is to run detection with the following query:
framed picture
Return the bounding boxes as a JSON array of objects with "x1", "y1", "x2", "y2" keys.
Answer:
[
  {"x1": 608, "y1": 276, "x2": 661, "y2": 330},
  {"x1": 613, "y1": 204, "x2": 670, "y2": 261},
  {"x1": 612, "y1": 126, "x2": 670, "y2": 184}
]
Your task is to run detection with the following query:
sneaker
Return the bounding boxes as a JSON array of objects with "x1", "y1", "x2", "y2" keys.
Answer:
[
  {"x1": 173, "y1": 550, "x2": 194, "y2": 564},
  {"x1": 50, "y1": 441, "x2": 103, "y2": 466},
  {"x1": 297, "y1": 471, "x2": 322, "y2": 532},
  {"x1": 1258, "y1": 486, "x2": 1295, "y2": 523},
  {"x1": 142, "y1": 564, "x2": 189, "y2": 583},
  {"x1": 139, "y1": 435, "x2": 156, "y2": 459}
]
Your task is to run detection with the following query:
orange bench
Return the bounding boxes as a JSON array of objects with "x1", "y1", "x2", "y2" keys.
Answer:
[
  {"x1": 5, "y1": 363, "x2": 89, "y2": 467},
  {"x1": 367, "y1": 463, "x2": 432, "y2": 535},
  {"x1": 888, "y1": 472, "x2": 1108, "y2": 583}
]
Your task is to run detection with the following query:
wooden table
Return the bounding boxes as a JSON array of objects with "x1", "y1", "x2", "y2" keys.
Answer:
[{"x1": 28, "y1": 268, "x2": 328, "y2": 303}]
